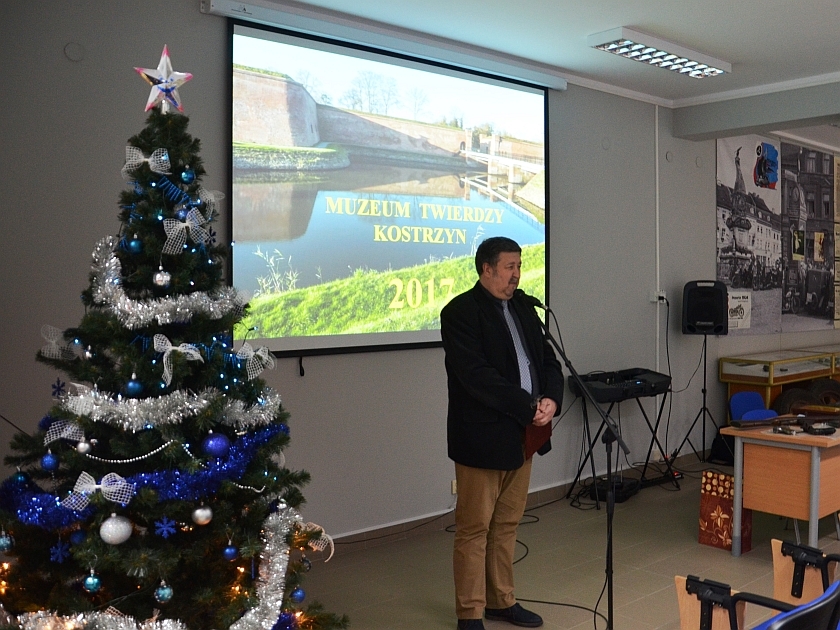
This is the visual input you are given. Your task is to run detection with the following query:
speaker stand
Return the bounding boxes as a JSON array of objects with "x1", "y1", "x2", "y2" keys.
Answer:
[{"x1": 672, "y1": 334, "x2": 719, "y2": 462}]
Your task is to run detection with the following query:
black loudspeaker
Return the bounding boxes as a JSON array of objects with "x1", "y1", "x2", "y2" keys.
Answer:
[{"x1": 682, "y1": 280, "x2": 728, "y2": 335}]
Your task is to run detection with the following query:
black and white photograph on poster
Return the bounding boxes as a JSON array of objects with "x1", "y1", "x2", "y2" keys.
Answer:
[
  {"x1": 727, "y1": 291, "x2": 751, "y2": 330},
  {"x1": 836, "y1": 284, "x2": 840, "y2": 327},
  {"x1": 716, "y1": 135, "x2": 782, "y2": 335},
  {"x1": 834, "y1": 156, "x2": 840, "y2": 328},
  {"x1": 780, "y1": 142, "x2": 834, "y2": 333}
]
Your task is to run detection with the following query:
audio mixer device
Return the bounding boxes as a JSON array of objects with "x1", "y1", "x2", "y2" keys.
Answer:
[{"x1": 568, "y1": 368, "x2": 672, "y2": 404}]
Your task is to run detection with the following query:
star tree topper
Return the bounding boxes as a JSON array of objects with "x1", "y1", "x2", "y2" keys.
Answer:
[{"x1": 135, "y1": 45, "x2": 192, "y2": 113}]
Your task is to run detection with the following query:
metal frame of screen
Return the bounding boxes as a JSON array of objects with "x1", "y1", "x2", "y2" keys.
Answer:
[{"x1": 227, "y1": 19, "x2": 550, "y2": 356}]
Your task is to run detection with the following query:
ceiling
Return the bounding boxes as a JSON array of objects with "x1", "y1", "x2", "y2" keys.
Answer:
[{"x1": 264, "y1": 0, "x2": 840, "y2": 148}]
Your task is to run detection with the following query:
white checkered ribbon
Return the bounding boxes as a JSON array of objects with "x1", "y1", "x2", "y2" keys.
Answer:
[
  {"x1": 44, "y1": 419, "x2": 85, "y2": 446},
  {"x1": 40, "y1": 325, "x2": 74, "y2": 360},
  {"x1": 121, "y1": 146, "x2": 171, "y2": 178},
  {"x1": 301, "y1": 522, "x2": 335, "y2": 562},
  {"x1": 61, "y1": 471, "x2": 135, "y2": 511},
  {"x1": 64, "y1": 383, "x2": 94, "y2": 415},
  {"x1": 162, "y1": 209, "x2": 210, "y2": 255},
  {"x1": 196, "y1": 187, "x2": 225, "y2": 220},
  {"x1": 236, "y1": 343, "x2": 275, "y2": 380},
  {"x1": 153, "y1": 334, "x2": 204, "y2": 385}
]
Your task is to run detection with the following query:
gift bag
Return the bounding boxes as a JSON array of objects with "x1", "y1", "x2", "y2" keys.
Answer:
[{"x1": 699, "y1": 470, "x2": 752, "y2": 552}]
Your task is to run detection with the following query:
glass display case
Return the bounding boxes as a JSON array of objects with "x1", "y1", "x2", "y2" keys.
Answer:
[
  {"x1": 802, "y1": 344, "x2": 840, "y2": 374},
  {"x1": 719, "y1": 350, "x2": 833, "y2": 386}
]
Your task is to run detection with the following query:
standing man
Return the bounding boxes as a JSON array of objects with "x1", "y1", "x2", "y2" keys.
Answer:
[{"x1": 441, "y1": 236, "x2": 564, "y2": 630}]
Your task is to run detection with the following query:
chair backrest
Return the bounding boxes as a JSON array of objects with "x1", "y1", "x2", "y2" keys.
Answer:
[
  {"x1": 730, "y1": 391, "x2": 767, "y2": 421},
  {"x1": 755, "y1": 579, "x2": 840, "y2": 630}
]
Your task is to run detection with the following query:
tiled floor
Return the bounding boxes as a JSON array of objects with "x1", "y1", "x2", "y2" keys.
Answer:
[{"x1": 303, "y1": 460, "x2": 840, "y2": 629}]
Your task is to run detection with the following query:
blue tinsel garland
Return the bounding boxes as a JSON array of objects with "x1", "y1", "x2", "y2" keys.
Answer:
[{"x1": 0, "y1": 424, "x2": 284, "y2": 530}]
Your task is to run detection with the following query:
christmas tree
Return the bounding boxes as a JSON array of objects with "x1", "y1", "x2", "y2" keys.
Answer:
[{"x1": 0, "y1": 47, "x2": 348, "y2": 630}]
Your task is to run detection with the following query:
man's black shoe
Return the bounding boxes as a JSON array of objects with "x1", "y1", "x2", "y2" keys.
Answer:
[
  {"x1": 457, "y1": 619, "x2": 485, "y2": 630},
  {"x1": 485, "y1": 603, "x2": 543, "y2": 627}
]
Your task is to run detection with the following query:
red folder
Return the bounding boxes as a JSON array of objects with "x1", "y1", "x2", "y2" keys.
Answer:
[{"x1": 525, "y1": 423, "x2": 552, "y2": 459}]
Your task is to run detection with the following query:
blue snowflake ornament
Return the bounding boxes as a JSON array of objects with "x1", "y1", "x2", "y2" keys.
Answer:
[
  {"x1": 51, "y1": 378, "x2": 66, "y2": 398},
  {"x1": 50, "y1": 540, "x2": 70, "y2": 563},
  {"x1": 155, "y1": 517, "x2": 177, "y2": 538}
]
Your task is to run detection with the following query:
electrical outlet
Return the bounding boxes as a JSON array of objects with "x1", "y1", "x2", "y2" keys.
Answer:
[
  {"x1": 649, "y1": 290, "x2": 667, "y2": 303},
  {"x1": 451, "y1": 480, "x2": 457, "y2": 495}
]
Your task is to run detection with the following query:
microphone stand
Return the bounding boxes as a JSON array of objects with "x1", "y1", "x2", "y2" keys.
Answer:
[{"x1": 537, "y1": 308, "x2": 629, "y2": 630}]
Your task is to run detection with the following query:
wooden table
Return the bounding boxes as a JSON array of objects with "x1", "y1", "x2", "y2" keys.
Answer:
[{"x1": 720, "y1": 425, "x2": 840, "y2": 556}]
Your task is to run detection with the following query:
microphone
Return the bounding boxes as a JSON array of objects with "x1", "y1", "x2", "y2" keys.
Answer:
[{"x1": 515, "y1": 289, "x2": 547, "y2": 310}]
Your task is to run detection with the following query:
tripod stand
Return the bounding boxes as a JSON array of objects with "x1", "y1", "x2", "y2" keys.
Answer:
[
  {"x1": 672, "y1": 333, "x2": 719, "y2": 462},
  {"x1": 537, "y1": 310, "x2": 628, "y2": 630}
]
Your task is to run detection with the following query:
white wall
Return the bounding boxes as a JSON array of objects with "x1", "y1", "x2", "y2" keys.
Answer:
[{"x1": 2, "y1": 0, "x2": 838, "y2": 538}]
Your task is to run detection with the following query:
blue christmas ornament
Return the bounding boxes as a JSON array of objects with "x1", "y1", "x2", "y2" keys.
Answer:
[
  {"x1": 50, "y1": 540, "x2": 70, "y2": 563},
  {"x1": 223, "y1": 544, "x2": 239, "y2": 561},
  {"x1": 41, "y1": 452, "x2": 59, "y2": 472},
  {"x1": 154, "y1": 517, "x2": 177, "y2": 539},
  {"x1": 11, "y1": 470, "x2": 29, "y2": 485},
  {"x1": 0, "y1": 532, "x2": 14, "y2": 552},
  {"x1": 275, "y1": 612, "x2": 297, "y2": 630},
  {"x1": 289, "y1": 587, "x2": 305, "y2": 604},
  {"x1": 127, "y1": 237, "x2": 143, "y2": 254},
  {"x1": 154, "y1": 582, "x2": 174, "y2": 603},
  {"x1": 125, "y1": 374, "x2": 143, "y2": 397},
  {"x1": 272, "y1": 612, "x2": 296, "y2": 630},
  {"x1": 83, "y1": 571, "x2": 102, "y2": 593},
  {"x1": 202, "y1": 432, "x2": 231, "y2": 458},
  {"x1": 38, "y1": 415, "x2": 55, "y2": 431},
  {"x1": 180, "y1": 168, "x2": 196, "y2": 184},
  {"x1": 51, "y1": 378, "x2": 66, "y2": 398},
  {"x1": 70, "y1": 529, "x2": 87, "y2": 545}
]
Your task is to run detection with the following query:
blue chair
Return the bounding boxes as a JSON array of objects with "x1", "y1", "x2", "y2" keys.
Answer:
[
  {"x1": 730, "y1": 391, "x2": 778, "y2": 424},
  {"x1": 745, "y1": 579, "x2": 840, "y2": 629},
  {"x1": 682, "y1": 574, "x2": 840, "y2": 630}
]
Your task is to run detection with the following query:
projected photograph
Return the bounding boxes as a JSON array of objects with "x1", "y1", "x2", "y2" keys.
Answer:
[{"x1": 231, "y1": 24, "x2": 548, "y2": 353}]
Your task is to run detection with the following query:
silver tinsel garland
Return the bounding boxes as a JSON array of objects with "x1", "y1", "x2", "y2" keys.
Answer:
[
  {"x1": 18, "y1": 610, "x2": 188, "y2": 630},
  {"x1": 90, "y1": 237, "x2": 244, "y2": 329},
  {"x1": 16, "y1": 503, "x2": 303, "y2": 630},
  {"x1": 230, "y1": 501, "x2": 300, "y2": 630},
  {"x1": 60, "y1": 386, "x2": 283, "y2": 431}
]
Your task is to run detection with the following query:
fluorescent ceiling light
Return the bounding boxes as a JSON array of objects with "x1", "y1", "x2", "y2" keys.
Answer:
[{"x1": 588, "y1": 27, "x2": 731, "y2": 79}]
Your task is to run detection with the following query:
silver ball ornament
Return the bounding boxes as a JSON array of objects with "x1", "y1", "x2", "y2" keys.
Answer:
[
  {"x1": 76, "y1": 441, "x2": 92, "y2": 454},
  {"x1": 153, "y1": 267, "x2": 172, "y2": 288},
  {"x1": 271, "y1": 451, "x2": 286, "y2": 468},
  {"x1": 191, "y1": 505, "x2": 213, "y2": 526},
  {"x1": 100, "y1": 514, "x2": 133, "y2": 545}
]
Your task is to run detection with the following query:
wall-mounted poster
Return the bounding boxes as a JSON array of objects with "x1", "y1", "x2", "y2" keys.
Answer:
[
  {"x1": 834, "y1": 156, "x2": 840, "y2": 328},
  {"x1": 779, "y1": 142, "x2": 834, "y2": 333},
  {"x1": 716, "y1": 136, "x2": 782, "y2": 335},
  {"x1": 727, "y1": 291, "x2": 752, "y2": 330}
]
